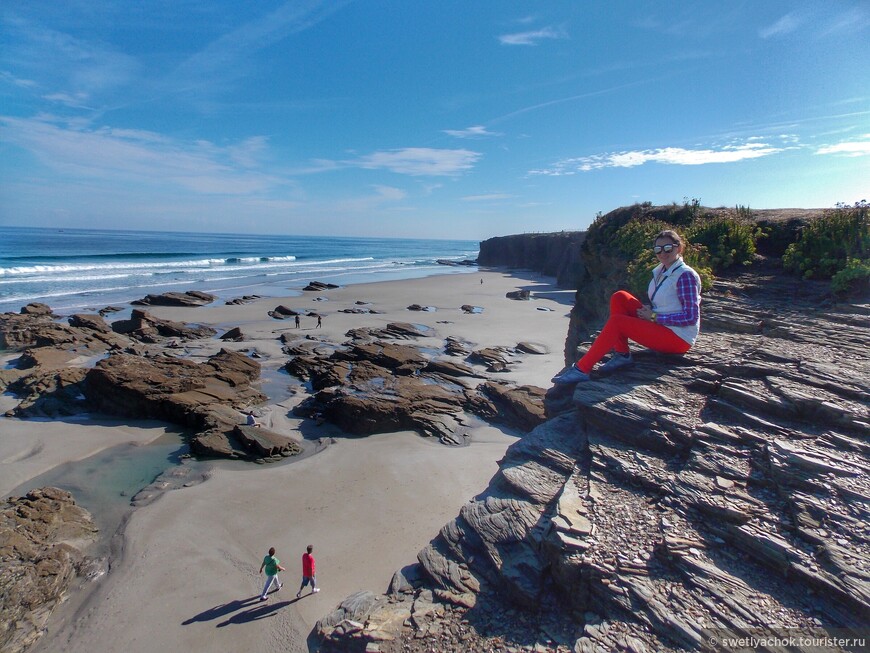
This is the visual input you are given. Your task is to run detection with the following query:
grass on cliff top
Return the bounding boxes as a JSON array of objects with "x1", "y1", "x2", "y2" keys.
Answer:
[{"x1": 585, "y1": 200, "x2": 869, "y2": 299}]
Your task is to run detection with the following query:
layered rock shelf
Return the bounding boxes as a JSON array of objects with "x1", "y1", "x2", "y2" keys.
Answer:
[
  {"x1": 316, "y1": 264, "x2": 869, "y2": 651},
  {"x1": 0, "y1": 488, "x2": 99, "y2": 653}
]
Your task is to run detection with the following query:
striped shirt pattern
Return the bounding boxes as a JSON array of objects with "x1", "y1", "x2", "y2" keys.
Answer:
[{"x1": 655, "y1": 272, "x2": 700, "y2": 327}]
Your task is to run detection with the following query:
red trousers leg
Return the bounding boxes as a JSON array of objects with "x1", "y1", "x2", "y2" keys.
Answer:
[{"x1": 576, "y1": 291, "x2": 691, "y2": 373}]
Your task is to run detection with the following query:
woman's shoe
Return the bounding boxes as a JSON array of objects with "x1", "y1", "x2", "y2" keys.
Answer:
[
  {"x1": 598, "y1": 352, "x2": 633, "y2": 373},
  {"x1": 551, "y1": 364, "x2": 590, "y2": 385}
]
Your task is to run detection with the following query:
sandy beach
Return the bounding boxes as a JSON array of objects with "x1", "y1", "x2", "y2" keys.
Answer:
[{"x1": 4, "y1": 269, "x2": 574, "y2": 653}]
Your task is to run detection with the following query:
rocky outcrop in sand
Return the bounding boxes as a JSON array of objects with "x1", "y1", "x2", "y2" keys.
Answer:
[
  {"x1": 303, "y1": 281, "x2": 340, "y2": 292},
  {"x1": 84, "y1": 349, "x2": 284, "y2": 459},
  {"x1": 0, "y1": 306, "x2": 123, "y2": 352},
  {"x1": 130, "y1": 290, "x2": 215, "y2": 306},
  {"x1": 287, "y1": 329, "x2": 549, "y2": 445},
  {"x1": 0, "y1": 300, "x2": 292, "y2": 460},
  {"x1": 0, "y1": 487, "x2": 99, "y2": 653},
  {"x1": 111, "y1": 308, "x2": 217, "y2": 341},
  {"x1": 315, "y1": 263, "x2": 869, "y2": 651}
]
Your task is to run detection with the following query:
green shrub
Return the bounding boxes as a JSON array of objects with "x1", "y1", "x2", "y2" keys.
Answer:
[
  {"x1": 686, "y1": 213, "x2": 761, "y2": 272},
  {"x1": 782, "y1": 202, "x2": 869, "y2": 280},
  {"x1": 612, "y1": 218, "x2": 673, "y2": 259},
  {"x1": 831, "y1": 257, "x2": 870, "y2": 297},
  {"x1": 682, "y1": 246, "x2": 714, "y2": 293}
]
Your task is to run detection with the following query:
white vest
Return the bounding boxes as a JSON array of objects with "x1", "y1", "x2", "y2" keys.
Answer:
[{"x1": 647, "y1": 258, "x2": 701, "y2": 345}]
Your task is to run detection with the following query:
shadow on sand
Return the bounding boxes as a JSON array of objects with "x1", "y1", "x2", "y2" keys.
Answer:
[{"x1": 181, "y1": 591, "x2": 304, "y2": 628}]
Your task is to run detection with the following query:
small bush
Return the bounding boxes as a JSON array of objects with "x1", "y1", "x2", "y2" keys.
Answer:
[
  {"x1": 612, "y1": 218, "x2": 673, "y2": 259},
  {"x1": 782, "y1": 202, "x2": 869, "y2": 280},
  {"x1": 831, "y1": 257, "x2": 870, "y2": 297},
  {"x1": 686, "y1": 213, "x2": 761, "y2": 272}
]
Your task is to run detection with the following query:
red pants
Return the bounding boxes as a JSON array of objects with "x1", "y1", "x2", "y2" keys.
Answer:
[{"x1": 576, "y1": 291, "x2": 691, "y2": 373}]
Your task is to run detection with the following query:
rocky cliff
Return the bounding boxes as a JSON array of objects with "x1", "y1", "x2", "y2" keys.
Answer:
[
  {"x1": 478, "y1": 232, "x2": 587, "y2": 289},
  {"x1": 316, "y1": 212, "x2": 869, "y2": 652}
]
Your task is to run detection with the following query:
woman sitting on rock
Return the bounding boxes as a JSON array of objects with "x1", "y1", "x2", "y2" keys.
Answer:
[{"x1": 552, "y1": 229, "x2": 701, "y2": 384}]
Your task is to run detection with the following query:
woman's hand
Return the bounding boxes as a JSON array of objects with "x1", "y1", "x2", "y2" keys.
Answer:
[{"x1": 636, "y1": 305, "x2": 654, "y2": 321}]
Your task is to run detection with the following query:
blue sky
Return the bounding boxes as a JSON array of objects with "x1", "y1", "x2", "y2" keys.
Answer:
[{"x1": 1, "y1": 1, "x2": 868, "y2": 240}]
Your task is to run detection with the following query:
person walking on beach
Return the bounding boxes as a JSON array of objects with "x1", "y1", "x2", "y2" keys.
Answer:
[
  {"x1": 259, "y1": 547, "x2": 285, "y2": 600},
  {"x1": 316, "y1": 314, "x2": 322, "y2": 328},
  {"x1": 296, "y1": 544, "x2": 320, "y2": 597},
  {"x1": 295, "y1": 314, "x2": 300, "y2": 328}
]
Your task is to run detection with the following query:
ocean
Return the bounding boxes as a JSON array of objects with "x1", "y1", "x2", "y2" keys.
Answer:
[{"x1": 0, "y1": 226, "x2": 480, "y2": 315}]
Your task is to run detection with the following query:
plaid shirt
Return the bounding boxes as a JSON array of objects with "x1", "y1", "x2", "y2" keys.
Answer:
[{"x1": 655, "y1": 271, "x2": 700, "y2": 327}]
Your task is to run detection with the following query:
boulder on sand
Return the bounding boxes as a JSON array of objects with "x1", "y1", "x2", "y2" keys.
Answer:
[{"x1": 130, "y1": 290, "x2": 215, "y2": 307}]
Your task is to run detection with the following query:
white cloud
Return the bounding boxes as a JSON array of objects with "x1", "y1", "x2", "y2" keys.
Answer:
[
  {"x1": 821, "y1": 7, "x2": 870, "y2": 36},
  {"x1": 0, "y1": 70, "x2": 38, "y2": 88},
  {"x1": 372, "y1": 185, "x2": 406, "y2": 201},
  {"x1": 167, "y1": 0, "x2": 349, "y2": 93},
  {"x1": 443, "y1": 125, "x2": 502, "y2": 139},
  {"x1": 816, "y1": 136, "x2": 870, "y2": 157},
  {"x1": 498, "y1": 27, "x2": 564, "y2": 46},
  {"x1": 42, "y1": 91, "x2": 92, "y2": 109},
  {"x1": 759, "y1": 12, "x2": 804, "y2": 38},
  {"x1": 228, "y1": 136, "x2": 270, "y2": 168},
  {"x1": 353, "y1": 148, "x2": 481, "y2": 176},
  {"x1": 4, "y1": 18, "x2": 139, "y2": 98},
  {"x1": 530, "y1": 142, "x2": 783, "y2": 175},
  {"x1": 0, "y1": 115, "x2": 276, "y2": 194}
]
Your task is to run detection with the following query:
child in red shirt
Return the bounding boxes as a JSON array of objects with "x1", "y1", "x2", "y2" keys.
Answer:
[{"x1": 296, "y1": 544, "x2": 319, "y2": 597}]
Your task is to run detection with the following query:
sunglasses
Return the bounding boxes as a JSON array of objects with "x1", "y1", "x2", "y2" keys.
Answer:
[{"x1": 653, "y1": 244, "x2": 678, "y2": 254}]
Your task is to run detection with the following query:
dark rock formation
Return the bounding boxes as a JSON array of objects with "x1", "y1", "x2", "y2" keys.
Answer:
[
  {"x1": 304, "y1": 281, "x2": 340, "y2": 291},
  {"x1": 0, "y1": 304, "x2": 301, "y2": 461},
  {"x1": 39, "y1": 347, "x2": 283, "y2": 459},
  {"x1": 478, "y1": 232, "x2": 587, "y2": 289},
  {"x1": 338, "y1": 307, "x2": 381, "y2": 314},
  {"x1": 436, "y1": 258, "x2": 478, "y2": 267},
  {"x1": 475, "y1": 381, "x2": 547, "y2": 432},
  {"x1": 67, "y1": 313, "x2": 111, "y2": 333},
  {"x1": 287, "y1": 329, "x2": 547, "y2": 444},
  {"x1": 317, "y1": 239, "x2": 869, "y2": 652},
  {"x1": 271, "y1": 305, "x2": 301, "y2": 316},
  {"x1": 515, "y1": 341, "x2": 548, "y2": 355},
  {"x1": 4, "y1": 366, "x2": 89, "y2": 417},
  {"x1": 111, "y1": 309, "x2": 217, "y2": 341},
  {"x1": 468, "y1": 347, "x2": 511, "y2": 370},
  {"x1": 225, "y1": 294, "x2": 260, "y2": 305},
  {"x1": 234, "y1": 425, "x2": 302, "y2": 459},
  {"x1": 345, "y1": 322, "x2": 431, "y2": 341},
  {"x1": 19, "y1": 302, "x2": 54, "y2": 316},
  {"x1": 130, "y1": 290, "x2": 215, "y2": 306},
  {"x1": 0, "y1": 487, "x2": 98, "y2": 653},
  {"x1": 219, "y1": 326, "x2": 245, "y2": 341},
  {"x1": 0, "y1": 311, "x2": 79, "y2": 351},
  {"x1": 85, "y1": 348, "x2": 263, "y2": 423},
  {"x1": 505, "y1": 289, "x2": 530, "y2": 300}
]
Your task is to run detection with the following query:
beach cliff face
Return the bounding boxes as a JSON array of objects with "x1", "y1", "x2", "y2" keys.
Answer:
[
  {"x1": 478, "y1": 232, "x2": 587, "y2": 290},
  {"x1": 317, "y1": 208, "x2": 870, "y2": 652}
]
